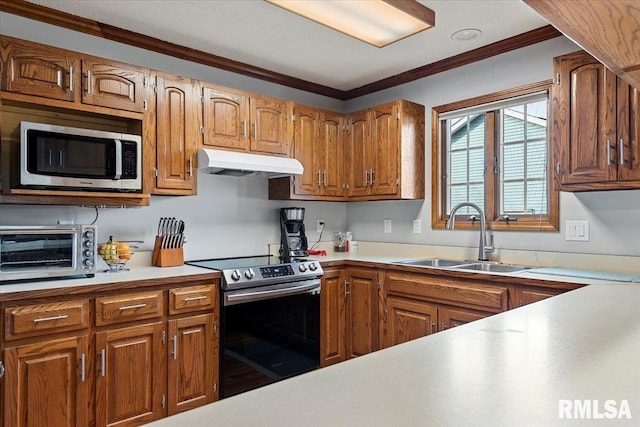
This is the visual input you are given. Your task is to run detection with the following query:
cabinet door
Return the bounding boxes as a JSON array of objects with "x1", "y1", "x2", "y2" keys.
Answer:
[
  {"x1": 155, "y1": 73, "x2": 199, "y2": 193},
  {"x1": 371, "y1": 103, "x2": 399, "y2": 196},
  {"x1": 2, "y1": 38, "x2": 78, "y2": 102},
  {"x1": 512, "y1": 286, "x2": 565, "y2": 309},
  {"x1": 345, "y1": 268, "x2": 379, "y2": 358},
  {"x1": 384, "y1": 296, "x2": 437, "y2": 349},
  {"x1": 319, "y1": 113, "x2": 346, "y2": 198},
  {"x1": 249, "y1": 96, "x2": 290, "y2": 155},
  {"x1": 618, "y1": 80, "x2": 640, "y2": 181},
  {"x1": 320, "y1": 268, "x2": 346, "y2": 367},
  {"x1": 292, "y1": 106, "x2": 320, "y2": 196},
  {"x1": 95, "y1": 322, "x2": 165, "y2": 427},
  {"x1": 4, "y1": 335, "x2": 88, "y2": 427},
  {"x1": 81, "y1": 59, "x2": 146, "y2": 112},
  {"x1": 347, "y1": 111, "x2": 372, "y2": 197},
  {"x1": 167, "y1": 313, "x2": 218, "y2": 415},
  {"x1": 438, "y1": 307, "x2": 486, "y2": 332},
  {"x1": 202, "y1": 86, "x2": 249, "y2": 151},
  {"x1": 553, "y1": 51, "x2": 617, "y2": 185}
]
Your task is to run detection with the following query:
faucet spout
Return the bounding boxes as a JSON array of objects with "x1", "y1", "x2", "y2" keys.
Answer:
[{"x1": 446, "y1": 202, "x2": 494, "y2": 261}]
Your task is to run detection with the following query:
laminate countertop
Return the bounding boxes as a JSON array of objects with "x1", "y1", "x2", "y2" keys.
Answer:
[{"x1": 145, "y1": 283, "x2": 640, "y2": 427}]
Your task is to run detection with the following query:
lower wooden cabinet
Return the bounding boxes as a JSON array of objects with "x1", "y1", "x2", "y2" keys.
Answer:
[
  {"x1": 320, "y1": 267, "x2": 381, "y2": 366},
  {"x1": 95, "y1": 322, "x2": 165, "y2": 427},
  {"x1": 510, "y1": 285, "x2": 575, "y2": 309},
  {"x1": 167, "y1": 313, "x2": 218, "y2": 415},
  {"x1": 438, "y1": 306, "x2": 486, "y2": 331},
  {"x1": 4, "y1": 335, "x2": 89, "y2": 427}
]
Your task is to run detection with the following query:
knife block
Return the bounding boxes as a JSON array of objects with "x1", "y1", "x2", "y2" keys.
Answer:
[{"x1": 152, "y1": 236, "x2": 184, "y2": 267}]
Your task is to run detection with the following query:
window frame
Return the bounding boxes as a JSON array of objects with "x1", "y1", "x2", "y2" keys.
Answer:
[{"x1": 431, "y1": 80, "x2": 559, "y2": 232}]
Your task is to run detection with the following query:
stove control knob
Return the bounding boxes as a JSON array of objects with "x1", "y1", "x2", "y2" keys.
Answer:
[
  {"x1": 308, "y1": 262, "x2": 318, "y2": 271},
  {"x1": 231, "y1": 269, "x2": 241, "y2": 281},
  {"x1": 299, "y1": 264, "x2": 307, "y2": 272},
  {"x1": 245, "y1": 268, "x2": 255, "y2": 279}
]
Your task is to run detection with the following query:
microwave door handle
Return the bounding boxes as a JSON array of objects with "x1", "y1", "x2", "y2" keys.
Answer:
[{"x1": 114, "y1": 139, "x2": 122, "y2": 180}]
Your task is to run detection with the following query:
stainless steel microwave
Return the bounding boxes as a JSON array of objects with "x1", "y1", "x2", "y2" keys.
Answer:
[
  {"x1": 20, "y1": 121, "x2": 142, "y2": 192},
  {"x1": 0, "y1": 225, "x2": 97, "y2": 282}
]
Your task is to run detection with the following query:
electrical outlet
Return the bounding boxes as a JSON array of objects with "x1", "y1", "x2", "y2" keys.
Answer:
[
  {"x1": 316, "y1": 220, "x2": 325, "y2": 233},
  {"x1": 566, "y1": 220, "x2": 589, "y2": 241},
  {"x1": 383, "y1": 219, "x2": 392, "y2": 233},
  {"x1": 413, "y1": 219, "x2": 422, "y2": 234}
]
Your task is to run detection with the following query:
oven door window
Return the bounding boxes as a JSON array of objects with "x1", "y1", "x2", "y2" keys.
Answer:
[
  {"x1": 0, "y1": 233, "x2": 74, "y2": 271},
  {"x1": 27, "y1": 130, "x2": 116, "y2": 179},
  {"x1": 222, "y1": 292, "x2": 320, "y2": 398}
]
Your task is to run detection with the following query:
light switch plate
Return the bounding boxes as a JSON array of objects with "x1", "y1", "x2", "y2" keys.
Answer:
[
  {"x1": 413, "y1": 219, "x2": 422, "y2": 234},
  {"x1": 383, "y1": 219, "x2": 392, "y2": 233},
  {"x1": 566, "y1": 220, "x2": 589, "y2": 241}
]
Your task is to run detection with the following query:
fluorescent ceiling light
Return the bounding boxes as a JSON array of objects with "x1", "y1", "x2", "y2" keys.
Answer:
[{"x1": 265, "y1": 0, "x2": 435, "y2": 48}]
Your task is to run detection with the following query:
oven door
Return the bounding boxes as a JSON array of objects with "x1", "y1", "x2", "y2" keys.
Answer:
[{"x1": 221, "y1": 279, "x2": 321, "y2": 398}]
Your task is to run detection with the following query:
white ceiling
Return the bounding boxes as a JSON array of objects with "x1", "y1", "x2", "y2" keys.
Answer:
[{"x1": 25, "y1": 0, "x2": 549, "y2": 91}]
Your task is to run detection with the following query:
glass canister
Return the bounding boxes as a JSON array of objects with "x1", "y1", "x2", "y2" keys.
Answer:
[{"x1": 334, "y1": 232, "x2": 348, "y2": 252}]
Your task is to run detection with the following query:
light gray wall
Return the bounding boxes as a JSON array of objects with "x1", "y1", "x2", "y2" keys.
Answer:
[
  {"x1": 343, "y1": 37, "x2": 640, "y2": 257},
  {"x1": 2, "y1": 13, "x2": 639, "y2": 258}
]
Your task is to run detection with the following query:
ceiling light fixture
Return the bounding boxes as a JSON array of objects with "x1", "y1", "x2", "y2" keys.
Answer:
[
  {"x1": 451, "y1": 28, "x2": 482, "y2": 41},
  {"x1": 265, "y1": 0, "x2": 436, "y2": 48}
]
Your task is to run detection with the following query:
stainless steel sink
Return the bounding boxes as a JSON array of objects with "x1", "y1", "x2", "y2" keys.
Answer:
[
  {"x1": 396, "y1": 258, "x2": 467, "y2": 268},
  {"x1": 454, "y1": 263, "x2": 530, "y2": 273}
]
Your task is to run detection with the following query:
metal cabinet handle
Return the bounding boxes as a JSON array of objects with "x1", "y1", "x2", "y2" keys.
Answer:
[
  {"x1": 556, "y1": 162, "x2": 561, "y2": 176},
  {"x1": 441, "y1": 323, "x2": 447, "y2": 331},
  {"x1": 189, "y1": 156, "x2": 193, "y2": 177},
  {"x1": 172, "y1": 335, "x2": 178, "y2": 360},
  {"x1": 68, "y1": 66, "x2": 73, "y2": 92},
  {"x1": 323, "y1": 170, "x2": 327, "y2": 187},
  {"x1": 364, "y1": 170, "x2": 369, "y2": 186},
  {"x1": 370, "y1": 169, "x2": 375, "y2": 184},
  {"x1": 80, "y1": 353, "x2": 86, "y2": 382},
  {"x1": 33, "y1": 314, "x2": 68, "y2": 323},
  {"x1": 242, "y1": 120, "x2": 247, "y2": 138},
  {"x1": 252, "y1": 122, "x2": 257, "y2": 140},
  {"x1": 86, "y1": 70, "x2": 92, "y2": 93},
  {"x1": 100, "y1": 349, "x2": 106, "y2": 377},
  {"x1": 607, "y1": 140, "x2": 612, "y2": 166},
  {"x1": 118, "y1": 303, "x2": 147, "y2": 311},
  {"x1": 317, "y1": 170, "x2": 322, "y2": 186},
  {"x1": 183, "y1": 295, "x2": 207, "y2": 302},
  {"x1": 620, "y1": 138, "x2": 625, "y2": 165},
  {"x1": 344, "y1": 281, "x2": 350, "y2": 298}
]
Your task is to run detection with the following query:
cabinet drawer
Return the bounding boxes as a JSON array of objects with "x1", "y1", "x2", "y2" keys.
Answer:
[
  {"x1": 5, "y1": 299, "x2": 90, "y2": 340},
  {"x1": 96, "y1": 290, "x2": 164, "y2": 326},
  {"x1": 169, "y1": 285, "x2": 217, "y2": 315}
]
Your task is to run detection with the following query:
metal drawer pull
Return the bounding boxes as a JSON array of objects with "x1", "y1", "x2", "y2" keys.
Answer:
[
  {"x1": 317, "y1": 170, "x2": 322, "y2": 186},
  {"x1": 118, "y1": 303, "x2": 147, "y2": 311},
  {"x1": 33, "y1": 314, "x2": 69, "y2": 323},
  {"x1": 620, "y1": 138, "x2": 625, "y2": 165},
  {"x1": 100, "y1": 349, "x2": 106, "y2": 377},
  {"x1": 80, "y1": 353, "x2": 86, "y2": 382},
  {"x1": 172, "y1": 335, "x2": 178, "y2": 360},
  {"x1": 183, "y1": 296, "x2": 207, "y2": 302},
  {"x1": 607, "y1": 140, "x2": 612, "y2": 166},
  {"x1": 86, "y1": 70, "x2": 92, "y2": 93},
  {"x1": 68, "y1": 66, "x2": 73, "y2": 92}
]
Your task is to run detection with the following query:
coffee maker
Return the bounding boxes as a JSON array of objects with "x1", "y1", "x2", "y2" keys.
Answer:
[{"x1": 279, "y1": 207, "x2": 309, "y2": 262}]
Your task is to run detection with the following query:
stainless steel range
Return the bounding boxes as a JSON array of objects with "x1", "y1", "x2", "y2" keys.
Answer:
[{"x1": 186, "y1": 255, "x2": 323, "y2": 397}]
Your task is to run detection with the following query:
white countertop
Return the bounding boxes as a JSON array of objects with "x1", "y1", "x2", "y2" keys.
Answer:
[{"x1": 145, "y1": 283, "x2": 640, "y2": 427}]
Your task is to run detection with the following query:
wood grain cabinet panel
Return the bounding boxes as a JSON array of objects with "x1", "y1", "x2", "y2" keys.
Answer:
[
  {"x1": 345, "y1": 267, "x2": 380, "y2": 359},
  {"x1": 370, "y1": 103, "x2": 399, "y2": 196},
  {"x1": 320, "y1": 268, "x2": 347, "y2": 367},
  {"x1": 95, "y1": 290, "x2": 164, "y2": 326},
  {"x1": 318, "y1": 112, "x2": 346, "y2": 198},
  {"x1": 346, "y1": 110, "x2": 372, "y2": 198},
  {"x1": 438, "y1": 306, "x2": 486, "y2": 331},
  {"x1": 82, "y1": 59, "x2": 147, "y2": 112},
  {"x1": 168, "y1": 285, "x2": 216, "y2": 315},
  {"x1": 384, "y1": 296, "x2": 437, "y2": 348},
  {"x1": 95, "y1": 322, "x2": 166, "y2": 427},
  {"x1": 291, "y1": 106, "x2": 320, "y2": 197},
  {"x1": 201, "y1": 85, "x2": 249, "y2": 151},
  {"x1": 249, "y1": 96, "x2": 291, "y2": 156},
  {"x1": 1, "y1": 37, "x2": 78, "y2": 102},
  {"x1": 167, "y1": 313, "x2": 217, "y2": 415},
  {"x1": 5, "y1": 299, "x2": 90, "y2": 340},
  {"x1": 4, "y1": 335, "x2": 89, "y2": 427}
]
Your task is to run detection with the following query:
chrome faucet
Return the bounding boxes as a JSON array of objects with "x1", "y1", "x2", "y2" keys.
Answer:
[{"x1": 446, "y1": 202, "x2": 494, "y2": 261}]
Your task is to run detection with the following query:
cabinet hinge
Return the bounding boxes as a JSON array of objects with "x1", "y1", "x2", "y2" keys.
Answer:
[
  {"x1": 291, "y1": 114, "x2": 296, "y2": 122},
  {"x1": 161, "y1": 394, "x2": 166, "y2": 408},
  {"x1": 493, "y1": 156, "x2": 499, "y2": 175},
  {"x1": 153, "y1": 167, "x2": 158, "y2": 178},
  {"x1": 396, "y1": 178, "x2": 400, "y2": 186},
  {"x1": 200, "y1": 95, "x2": 204, "y2": 104},
  {"x1": 396, "y1": 111, "x2": 400, "y2": 120},
  {"x1": 213, "y1": 381, "x2": 218, "y2": 393},
  {"x1": 0, "y1": 361, "x2": 4, "y2": 377},
  {"x1": 143, "y1": 100, "x2": 148, "y2": 111},
  {"x1": 214, "y1": 322, "x2": 218, "y2": 333},
  {"x1": 377, "y1": 281, "x2": 382, "y2": 291},
  {"x1": 200, "y1": 125, "x2": 205, "y2": 135},
  {"x1": 556, "y1": 73, "x2": 561, "y2": 85},
  {"x1": 143, "y1": 77, "x2": 148, "y2": 88},
  {"x1": 161, "y1": 330, "x2": 166, "y2": 345}
]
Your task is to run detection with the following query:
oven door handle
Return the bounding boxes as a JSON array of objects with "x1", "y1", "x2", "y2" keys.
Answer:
[{"x1": 224, "y1": 280, "x2": 320, "y2": 306}]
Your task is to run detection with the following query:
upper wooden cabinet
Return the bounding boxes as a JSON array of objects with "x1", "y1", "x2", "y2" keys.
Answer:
[
  {"x1": 524, "y1": 0, "x2": 640, "y2": 91},
  {"x1": 201, "y1": 84, "x2": 291, "y2": 156},
  {"x1": 1, "y1": 36, "x2": 149, "y2": 114},
  {"x1": 81, "y1": 59, "x2": 147, "y2": 113},
  {"x1": 151, "y1": 72, "x2": 199, "y2": 195},
  {"x1": 347, "y1": 99, "x2": 425, "y2": 201},
  {"x1": 269, "y1": 105, "x2": 346, "y2": 200},
  {"x1": 552, "y1": 51, "x2": 640, "y2": 191}
]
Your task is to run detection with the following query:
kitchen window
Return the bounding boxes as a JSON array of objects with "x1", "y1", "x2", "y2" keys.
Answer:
[{"x1": 432, "y1": 81, "x2": 559, "y2": 231}]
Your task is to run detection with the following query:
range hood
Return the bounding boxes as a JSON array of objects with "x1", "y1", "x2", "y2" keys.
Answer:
[{"x1": 197, "y1": 148, "x2": 303, "y2": 178}]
